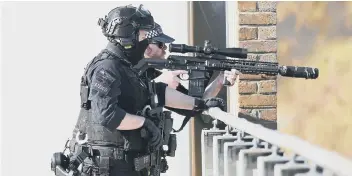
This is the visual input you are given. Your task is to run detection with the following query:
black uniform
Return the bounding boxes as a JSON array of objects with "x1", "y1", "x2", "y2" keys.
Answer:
[
  {"x1": 69, "y1": 43, "x2": 167, "y2": 176},
  {"x1": 48, "y1": 5, "x2": 163, "y2": 176},
  {"x1": 51, "y1": 5, "x2": 226, "y2": 176}
]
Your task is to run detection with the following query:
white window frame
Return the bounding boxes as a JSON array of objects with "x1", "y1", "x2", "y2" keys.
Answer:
[{"x1": 225, "y1": 1, "x2": 240, "y2": 116}]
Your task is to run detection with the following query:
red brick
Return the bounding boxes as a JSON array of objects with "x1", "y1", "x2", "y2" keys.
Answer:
[
  {"x1": 239, "y1": 27, "x2": 258, "y2": 41},
  {"x1": 239, "y1": 108, "x2": 277, "y2": 121},
  {"x1": 239, "y1": 40, "x2": 277, "y2": 53},
  {"x1": 257, "y1": 1, "x2": 277, "y2": 12},
  {"x1": 239, "y1": 94, "x2": 277, "y2": 107},
  {"x1": 239, "y1": 12, "x2": 276, "y2": 25},
  {"x1": 239, "y1": 81, "x2": 257, "y2": 94},
  {"x1": 247, "y1": 53, "x2": 277, "y2": 62},
  {"x1": 260, "y1": 109, "x2": 277, "y2": 121},
  {"x1": 238, "y1": 2, "x2": 257, "y2": 12},
  {"x1": 258, "y1": 80, "x2": 277, "y2": 93},
  {"x1": 258, "y1": 26, "x2": 277, "y2": 40}
]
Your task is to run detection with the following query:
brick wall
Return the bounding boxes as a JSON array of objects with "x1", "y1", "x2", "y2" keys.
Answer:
[{"x1": 238, "y1": 1, "x2": 278, "y2": 121}]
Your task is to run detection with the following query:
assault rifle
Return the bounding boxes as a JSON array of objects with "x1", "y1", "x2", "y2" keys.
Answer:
[
  {"x1": 134, "y1": 40, "x2": 319, "y2": 98},
  {"x1": 133, "y1": 78, "x2": 176, "y2": 176}
]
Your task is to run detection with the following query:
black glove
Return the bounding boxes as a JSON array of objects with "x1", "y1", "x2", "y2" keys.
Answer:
[
  {"x1": 142, "y1": 118, "x2": 162, "y2": 150},
  {"x1": 193, "y1": 97, "x2": 226, "y2": 112}
]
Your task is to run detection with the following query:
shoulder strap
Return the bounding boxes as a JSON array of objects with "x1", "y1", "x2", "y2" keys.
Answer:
[
  {"x1": 80, "y1": 51, "x2": 109, "y2": 110},
  {"x1": 172, "y1": 116, "x2": 192, "y2": 133}
]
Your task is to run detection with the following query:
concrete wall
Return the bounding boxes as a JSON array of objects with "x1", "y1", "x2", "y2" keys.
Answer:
[{"x1": 1, "y1": 2, "x2": 191, "y2": 176}]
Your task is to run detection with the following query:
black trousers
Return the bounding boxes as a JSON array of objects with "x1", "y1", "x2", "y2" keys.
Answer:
[{"x1": 108, "y1": 159, "x2": 149, "y2": 176}]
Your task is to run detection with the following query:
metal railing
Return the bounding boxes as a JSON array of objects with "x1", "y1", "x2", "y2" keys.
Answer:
[{"x1": 201, "y1": 107, "x2": 352, "y2": 176}]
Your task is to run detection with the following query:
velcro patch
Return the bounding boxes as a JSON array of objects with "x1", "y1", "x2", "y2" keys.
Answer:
[{"x1": 92, "y1": 68, "x2": 116, "y2": 96}]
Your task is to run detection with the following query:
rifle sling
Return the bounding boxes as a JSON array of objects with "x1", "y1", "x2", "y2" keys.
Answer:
[{"x1": 172, "y1": 116, "x2": 192, "y2": 133}]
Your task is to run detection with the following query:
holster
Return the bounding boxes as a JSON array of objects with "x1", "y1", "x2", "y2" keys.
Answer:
[
  {"x1": 80, "y1": 145, "x2": 126, "y2": 176},
  {"x1": 51, "y1": 145, "x2": 91, "y2": 176}
]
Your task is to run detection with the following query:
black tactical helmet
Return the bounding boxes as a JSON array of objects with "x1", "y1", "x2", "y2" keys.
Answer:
[{"x1": 98, "y1": 4, "x2": 155, "y2": 49}]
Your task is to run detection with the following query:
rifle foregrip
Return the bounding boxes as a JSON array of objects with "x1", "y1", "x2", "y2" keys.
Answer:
[{"x1": 279, "y1": 66, "x2": 319, "y2": 79}]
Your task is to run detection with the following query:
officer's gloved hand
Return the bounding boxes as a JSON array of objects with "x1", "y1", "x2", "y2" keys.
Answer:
[
  {"x1": 142, "y1": 118, "x2": 162, "y2": 150},
  {"x1": 193, "y1": 97, "x2": 226, "y2": 112}
]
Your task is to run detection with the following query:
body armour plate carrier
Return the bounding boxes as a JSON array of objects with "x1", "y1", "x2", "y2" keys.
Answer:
[{"x1": 69, "y1": 51, "x2": 125, "y2": 152}]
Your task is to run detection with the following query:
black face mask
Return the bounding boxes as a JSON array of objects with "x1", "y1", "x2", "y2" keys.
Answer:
[{"x1": 126, "y1": 39, "x2": 149, "y2": 65}]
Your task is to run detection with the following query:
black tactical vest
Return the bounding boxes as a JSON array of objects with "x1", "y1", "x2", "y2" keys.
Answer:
[{"x1": 69, "y1": 49, "x2": 150, "y2": 153}]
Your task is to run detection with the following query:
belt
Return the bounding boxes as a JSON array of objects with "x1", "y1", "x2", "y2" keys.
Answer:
[
  {"x1": 91, "y1": 146, "x2": 150, "y2": 166},
  {"x1": 80, "y1": 145, "x2": 154, "y2": 172},
  {"x1": 81, "y1": 146, "x2": 127, "y2": 175},
  {"x1": 133, "y1": 152, "x2": 157, "y2": 171},
  {"x1": 91, "y1": 146, "x2": 125, "y2": 161}
]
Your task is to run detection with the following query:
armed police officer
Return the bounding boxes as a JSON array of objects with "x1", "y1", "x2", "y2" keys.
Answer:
[
  {"x1": 143, "y1": 22, "x2": 240, "y2": 98},
  {"x1": 51, "y1": 4, "x2": 226, "y2": 176},
  {"x1": 141, "y1": 23, "x2": 240, "y2": 131}
]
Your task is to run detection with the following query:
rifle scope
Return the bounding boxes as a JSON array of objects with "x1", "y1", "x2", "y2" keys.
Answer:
[{"x1": 169, "y1": 40, "x2": 248, "y2": 59}]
